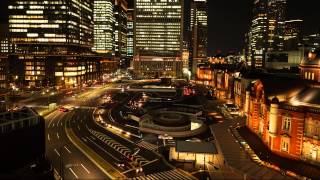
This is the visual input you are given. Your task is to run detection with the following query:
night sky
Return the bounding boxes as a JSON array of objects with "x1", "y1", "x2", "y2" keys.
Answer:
[{"x1": 1, "y1": 0, "x2": 319, "y2": 56}]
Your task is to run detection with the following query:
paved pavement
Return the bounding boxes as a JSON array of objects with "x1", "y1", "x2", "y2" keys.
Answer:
[
  {"x1": 238, "y1": 126, "x2": 320, "y2": 179},
  {"x1": 210, "y1": 117, "x2": 293, "y2": 180}
]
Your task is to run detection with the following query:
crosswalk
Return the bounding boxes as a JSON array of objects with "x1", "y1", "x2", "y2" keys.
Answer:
[
  {"x1": 129, "y1": 169, "x2": 195, "y2": 180},
  {"x1": 87, "y1": 127, "x2": 149, "y2": 166},
  {"x1": 137, "y1": 141, "x2": 158, "y2": 151}
]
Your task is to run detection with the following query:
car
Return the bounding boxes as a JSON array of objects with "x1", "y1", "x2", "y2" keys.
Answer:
[
  {"x1": 59, "y1": 107, "x2": 69, "y2": 112},
  {"x1": 223, "y1": 103, "x2": 239, "y2": 115}
]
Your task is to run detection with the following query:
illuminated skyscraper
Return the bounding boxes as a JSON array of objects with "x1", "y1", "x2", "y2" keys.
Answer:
[
  {"x1": 114, "y1": 0, "x2": 127, "y2": 67},
  {"x1": 267, "y1": 0, "x2": 286, "y2": 51},
  {"x1": 93, "y1": 0, "x2": 114, "y2": 55},
  {"x1": 249, "y1": 0, "x2": 268, "y2": 67},
  {"x1": 133, "y1": 0, "x2": 184, "y2": 78},
  {"x1": 9, "y1": 0, "x2": 99, "y2": 88},
  {"x1": 284, "y1": 19, "x2": 303, "y2": 51},
  {"x1": 190, "y1": 0, "x2": 207, "y2": 77},
  {"x1": 125, "y1": 8, "x2": 134, "y2": 68},
  {"x1": 127, "y1": 8, "x2": 134, "y2": 58}
]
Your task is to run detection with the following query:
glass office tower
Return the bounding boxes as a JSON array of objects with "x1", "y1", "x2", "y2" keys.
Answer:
[
  {"x1": 114, "y1": 0, "x2": 127, "y2": 67},
  {"x1": 267, "y1": 0, "x2": 286, "y2": 52},
  {"x1": 93, "y1": 0, "x2": 114, "y2": 55},
  {"x1": 249, "y1": 0, "x2": 268, "y2": 68},
  {"x1": 190, "y1": 0, "x2": 207, "y2": 77},
  {"x1": 9, "y1": 0, "x2": 99, "y2": 88},
  {"x1": 134, "y1": 0, "x2": 184, "y2": 78}
]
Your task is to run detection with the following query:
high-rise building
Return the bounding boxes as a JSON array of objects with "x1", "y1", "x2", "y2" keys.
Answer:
[
  {"x1": 244, "y1": 31, "x2": 252, "y2": 66},
  {"x1": 249, "y1": 0, "x2": 268, "y2": 67},
  {"x1": 133, "y1": 0, "x2": 184, "y2": 78},
  {"x1": 0, "y1": 54, "x2": 8, "y2": 89},
  {"x1": 0, "y1": 24, "x2": 9, "y2": 89},
  {"x1": 93, "y1": 0, "x2": 114, "y2": 56},
  {"x1": 302, "y1": 33, "x2": 320, "y2": 51},
  {"x1": 190, "y1": 0, "x2": 208, "y2": 78},
  {"x1": 284, "y1": 19, "x2": 303, "y2": 51},
  {"x1": 267, "y1": 0, "x2": 286, "y2": 52},
  {"x1": 126, "y1": 8, "x2": 134, "y2": 68},
  {"x1": 8, "y1": 0, "x2": 99, "y2": 88},
  {"x1": 127, "y1": 8, "x2": 134, "y2": 58},
  {"x1": 114, "y1": 0, "x2": 127, "y2": 67}
]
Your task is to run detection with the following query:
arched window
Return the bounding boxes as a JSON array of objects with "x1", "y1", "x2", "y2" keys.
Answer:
[{"x1": 305, "y1": 72, "x2": 308, "y2": 79}]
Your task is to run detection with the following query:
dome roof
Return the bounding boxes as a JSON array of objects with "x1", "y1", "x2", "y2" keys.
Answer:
[{"x1": 301, "y1": 49, "x2": 320, "y2": 66}]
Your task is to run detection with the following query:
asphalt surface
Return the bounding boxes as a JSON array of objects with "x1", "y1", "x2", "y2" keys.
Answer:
[
  {"x1": 46, "y1": 110, "x2": 107, "y2": 180},
  {"x1": 71, "y1": 108, "x2": 173, "y2": 178},
  {"x1": 21, "y1": 81, "x2": 196, "y2": 179}
]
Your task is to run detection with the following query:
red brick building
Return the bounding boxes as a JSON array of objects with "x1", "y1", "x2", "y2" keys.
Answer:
[{"x1": 246, "y1": 50, "x2": 320, "y2": 165}]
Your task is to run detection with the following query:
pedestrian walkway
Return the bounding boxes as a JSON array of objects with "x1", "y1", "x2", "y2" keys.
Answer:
[
  {"x1": 238, "y1": 126, "x2": 320, "y2": 180},
  {"x1": 129, "y1": 169, "x2": 196, "y2": 180},
  {"x1": 137, "y1": 141, "x2": 158, "y2": 151},
  {"x1": 210, "y1": 118, "x2": 293, "y2": 180}
]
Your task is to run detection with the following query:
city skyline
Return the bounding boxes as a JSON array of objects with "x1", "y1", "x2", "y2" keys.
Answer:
[
  {"x1": 1, "y1": 0, "x2": 320, "y2": 55},
  {"x1": 1, "y1": 1, "x2": 320, "y2": 180}
]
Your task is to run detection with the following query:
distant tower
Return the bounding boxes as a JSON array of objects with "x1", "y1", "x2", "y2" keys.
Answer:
[
  {"x1": 93, "y1": 0, "x2": 114, "y2": 56},
  {"x1": 126, "y1": 8, "x2": 134, "y2": 59},
  {"x1": 133, "y1": 0, "x2": 184, "y2": 78},
  {"x1": 114, "y1": 0, "x2": 128, "y2": 67},
  {"x1": 267, "y1": 0, "x2": 287, "y2": 52},
  {"x1": 284, "y1": 19, "x2": 303, "y2": 51},
  {"x1": 190, "y1": 0, "x2": 208, "y2": 78},
  {"x1": 249, "y1": 0, "x2": 268, "y2": 68}
]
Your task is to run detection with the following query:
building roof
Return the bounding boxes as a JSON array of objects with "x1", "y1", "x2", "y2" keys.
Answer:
[
  {"x1": 290, "y1": 86, "x2": 320, "y2": 106},
  {"x1": 176, "y1": 141, "x2": 217, "y2": 154},
  {"x1": 260, "y1": 76, "x2": 307, "y2": 98},
  {"x1": 300, "y1": 49, "x2": 320, "y2": 66}
]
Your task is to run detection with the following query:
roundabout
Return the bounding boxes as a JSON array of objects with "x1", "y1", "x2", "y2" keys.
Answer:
[{"x1": 138, "y1": 105, "x2": 207, "y2": 138}]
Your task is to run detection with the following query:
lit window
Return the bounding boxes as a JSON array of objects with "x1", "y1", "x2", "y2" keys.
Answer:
[
  {"x1": 281, "y1": 138, "x2": 289, "y2": 152},
  {"x1": 282, "y1": 115, "x2": 291, "y2": 132}
]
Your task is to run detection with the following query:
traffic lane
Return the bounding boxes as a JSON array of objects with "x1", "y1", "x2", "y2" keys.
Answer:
[
  {"x1": 83, "y1": 109, "x2": 161, "y2": 162},
  {"x1": 70, "y1": 111, "x2": 129, "y2": 169},
  {"x1": 46, "y1": 110, "x2": 107, "y2": 179},
  {"x1": 94, "y1": 111, "x2": 140, "y2": 142},
  {"x1": 109, "y1": 106, "x2": 140, "y2": 135}
]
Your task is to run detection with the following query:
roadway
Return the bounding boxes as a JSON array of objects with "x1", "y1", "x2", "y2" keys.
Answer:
[
  {"x1": 46, "y1": 110, "x2": 107, "y2": 179},
  {"x1": 23, "y1": 81, "x2": 196, "y2": 179}
]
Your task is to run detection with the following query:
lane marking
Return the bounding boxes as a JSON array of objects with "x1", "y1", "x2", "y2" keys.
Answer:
[
  {"x1": 57, "y1": 117, "x2": 62, "y2": 127},
  {"x1": 54, "y1": 148, "x2": 60, "y2": 157},
  {"x1": 64, "y1": 146, "x2": 71, "y2": 154},
  {"x1": 69, "y1": 167, "x2": 79, "y2": 179},
  {"x1": 86, "y1": 137, "x2": 120, "y2": 161},
  {"x1": 81, "y1": 163, "x2": 90, "y2": 174},
  {"x1": 47, "y1": 111, "x2": 59, "y2": 128},
  {"x1": 56, "y1": 132, "x2": 60, "y2": 139},
  {"x1": 47, "y1": 134, "x2": 50, "y2": 141}
]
